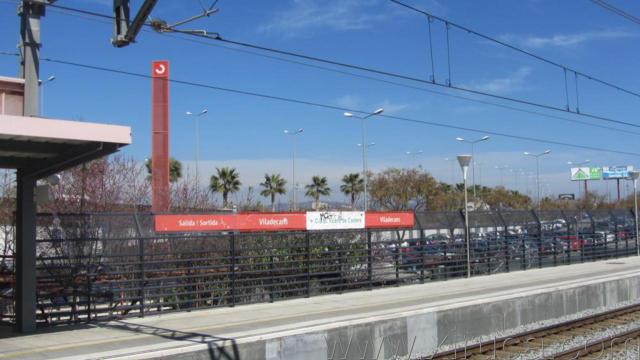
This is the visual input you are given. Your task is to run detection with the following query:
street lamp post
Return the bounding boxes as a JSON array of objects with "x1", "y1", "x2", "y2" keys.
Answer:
[
  {"x1": 284, "y1": 128, "x2": 304, "y2": 211},
  {"x1": 457, "y1": 154, "x2": 472, "y2": 278},
  {"x1": 524, "y1": 150, "x2": 551, "y2": 209},
  {"x1": 456, "y1": 136, "x2": 490, "y2": 200},
  {"x1": 629, "y1": 171, "x2": 640, "y2": 256},
  {"x1": 38, "y1": 75, "x2": 55, "y2": 116},
  {"x1": 344, "y1": 108, "x2": 384, "y2": 212},
  {"x1": 406, "y1": 150, "x2": 423, "y2": 168},
  {"x1": 186, "y1": 109, "x2": 208, "y2": 191},
  {"x1": 567, "y1": 160, "x2": 590, "y2": 198}
]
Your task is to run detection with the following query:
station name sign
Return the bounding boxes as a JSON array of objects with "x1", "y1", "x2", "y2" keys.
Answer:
[{"x1": 154, "y1": 211, "x2": 414, "y2": 233}]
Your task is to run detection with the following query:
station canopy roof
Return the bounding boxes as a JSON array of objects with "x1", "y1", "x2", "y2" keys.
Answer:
[{"x1": 0, "y1": 114, "x2": 131, "y2": 179}]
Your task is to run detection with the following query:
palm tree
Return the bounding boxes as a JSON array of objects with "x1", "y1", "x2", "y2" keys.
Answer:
[
  {"x1": 210, "y1": 167, "x2": 241, "y2": 208},
  {"x1": 340, "y1": 173, "x2": 364, "y2": 209},
  {"x1": 145, "y1": 157, "x2": 182, "y2": 183},
  {"x1": 305, "y1": 176, "x2": 331, "y2": 210},
  {"x1": 260, "y1": 173, "x2": 287, "y2": 211}
]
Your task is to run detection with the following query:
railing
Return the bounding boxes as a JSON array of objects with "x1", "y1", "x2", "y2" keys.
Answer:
[{"x1": 0, "y1": 209, "x2": 638, "y2": 327}]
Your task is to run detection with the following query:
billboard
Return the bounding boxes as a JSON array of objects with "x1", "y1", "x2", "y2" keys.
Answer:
[
  {"x1": 602, "y1": 165, "x2": 634, "y2": 180},
  {"x1": 571, "y1": 167, "x2": 602, "y2": 181}
]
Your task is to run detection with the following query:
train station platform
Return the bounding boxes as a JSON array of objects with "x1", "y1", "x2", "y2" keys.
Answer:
[{"x1": 1, "y1": 257, "x2": 640, "y2": 359}]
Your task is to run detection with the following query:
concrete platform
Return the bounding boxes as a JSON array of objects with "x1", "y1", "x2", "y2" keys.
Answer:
[{"x1": 2, "y1": 258, "x2": 640, "y2": 359}]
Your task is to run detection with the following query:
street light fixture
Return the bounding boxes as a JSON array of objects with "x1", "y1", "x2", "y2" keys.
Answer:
[
  {"x1": 186, "y1": 109, "x2": 208, "y2": 191},
  {"x1": 524, "y1": 150, "x2": 551, "y2": 208},
  {"x1": 38, "y1": 75, "x2": 56, "y2": 117},
  {"x1": 344, "y1": 108, "x2": 384, "y2": 211},
  {"x1": 457, "y1": 154, "x2": 472, "y2": 279},
  {"x1": 284, "y1": 128, "x2": 304, "y2": 210},
  {"x1": 456, "y1": 136, "x2": 490, "y2": 199}
]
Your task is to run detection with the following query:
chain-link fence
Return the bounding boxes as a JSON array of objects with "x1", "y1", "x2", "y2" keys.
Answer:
[{"x1": 0, "y1": 209, "x2": 637, "y2": 328}]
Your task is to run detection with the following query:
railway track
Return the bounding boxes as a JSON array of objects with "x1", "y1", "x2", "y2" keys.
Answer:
[{"x1": 427, "y1": 302, "x2": 640, "y2": 359}]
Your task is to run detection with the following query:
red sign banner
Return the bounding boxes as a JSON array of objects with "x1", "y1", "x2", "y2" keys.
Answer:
[
  {"x1": 155, "y1": 213, "x2": 307, "y2": 233},
  {"x1": 237, "y1": 213, "x2": 307, "y2": 232},
  {"x1": 365, "y1": 212, "x2": 414, "y2": 229},
  {"x1": 155, "y1": 211, "x2": 414, "y2": 233}
]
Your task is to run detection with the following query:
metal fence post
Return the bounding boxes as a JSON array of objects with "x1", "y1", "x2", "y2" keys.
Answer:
[
  {"x1": 531, "y1": 210, "x2": 542, "y2": 269},
  {"x1": 86, "y1": 270, "x2": 92, "y2": 323},
  {"x1": 230, "y1": 233, "x2": 236, "y2": 307},
  {"x1": 586, "y1": 210, "x2": 596, "y2": 261},
  {"x1": 612, "y1": 211, "x2": 619, "y2": 259},
  {"x1": 133, "y1": 212, "x2": 145, "y2": 317},
  {"x1": 577, "y1": 218, "x2": 584, "y2": 264},
  {"x1": 627, "y1": 208, "x2": 632, "y2": 256},
  {"x1": 367, "y1": 230, "x2": 373, "y2": 289},
  {"x1": 305, "y1": 232, "x2": 311, "y2": 298},
  {"x1": 269, "y1": 251, "x2": 274, "y2": 303},
  {"x1": 394, "y1": 235, "x2": 400, "y2": 286},
  {"x1": 419, "y1": 227, "x2": 425, "y2": 283},
  {"x1": 497, "y1": 210, "x2": 509, "y2": 273}
]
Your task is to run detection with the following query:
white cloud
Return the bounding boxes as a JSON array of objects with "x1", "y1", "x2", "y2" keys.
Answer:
[
  {"x1": 461, "y1": 67, "x2": 532, "y2": 95},
  {"x1": 500, "y1": 30, "x2": 637, "y2": 49},
  {"x1": 335, "y1": 94, "x2": 361, "y2": 109},
  {"x1": 260, "y1": 0, "x2": 407, "y2": 36},
  {"x1": 378, "y1": 99, "x2": 410, "y2": 114}
]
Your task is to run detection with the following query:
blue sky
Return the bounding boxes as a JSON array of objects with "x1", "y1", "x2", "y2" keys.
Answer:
[{"x1": 1, "y1": 0, "x2": 640, "y2": 201}]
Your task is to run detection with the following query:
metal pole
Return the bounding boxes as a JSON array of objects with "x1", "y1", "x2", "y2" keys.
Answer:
[
  {"x1": 195, "y1": 116, "x2": 199, "y2": 191},
  {"x1": 19, "y1": 1, "x2": 43, "y2": 117},
  {"x1": 39, "y1": 82, "x2": 44, "y2": 117},
  {"x1": 15, "y1": 171, "x2": 36, "y2": 332},
  {"x1": 292, "y1": 135, "x2": 297, "y2": 211},
  {"x1": 635, "y1": 179, "x2": 639, "y2": 257},
  {"x1": 536, "y1": 157, "x2": 541, "y2": 209},
  {"x1": 471, "y1": 143, "x2": 476, "y2": 199},
  {"x1": 617, "y1": 179, "x2": 621, "y2": 202},
  {"x1": 584, "y1": 180, "x2": 587, "y2": 197},
  {"x1": 362, "y1": 117, "x2": 368, "y2": 211},
  {"x1": 464, "y1": 174, "x2": 470, "y2": 278}
]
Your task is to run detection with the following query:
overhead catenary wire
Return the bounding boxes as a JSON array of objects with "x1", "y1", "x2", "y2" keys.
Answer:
[
  {"x1": 1, "y1": 51, "x2": 639, "y2": 158},
  {"x1": 18, "y1": 0, "x2": 640, "y2": 130},
  {"x1": 390, "y1": 0, "x2": 640, "y2": 100},
  {"x1": 589, "y1": 0, "x2": 640, "y2": 26},
  {"x1": 23, "y1": 1, "x2": 640, "y2": 137}
]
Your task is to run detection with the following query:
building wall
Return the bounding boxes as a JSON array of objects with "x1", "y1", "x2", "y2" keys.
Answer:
[{"x1": 0, "y1": 76, "x2": 24, "y2": 116}]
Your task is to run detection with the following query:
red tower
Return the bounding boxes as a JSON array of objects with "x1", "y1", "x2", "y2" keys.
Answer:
[{"x1": 151, "y1": 60, "x2": 170, "y2": 212}]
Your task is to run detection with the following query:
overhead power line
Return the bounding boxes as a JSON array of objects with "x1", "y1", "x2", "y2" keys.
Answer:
[
  {"x1": 590, "y1": 0, "x2": 640, "y2": 25},
  {"x1": 390, "y1": 0, "x2": 640, "y2": 99},
  {"x1": 1, "y1": 51, "x2": 639, "y2": 158},
  {"x1": 33, "y1": 0, "x2": 640, "y2": 137},
  {"x1": 22, "y1": 0, "x2": 640, "y2": 131}
]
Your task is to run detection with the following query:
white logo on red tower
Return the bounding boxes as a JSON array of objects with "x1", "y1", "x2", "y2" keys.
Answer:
[{"x1": 152, "y1": 60, "x2": 169, "y2": 78}]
